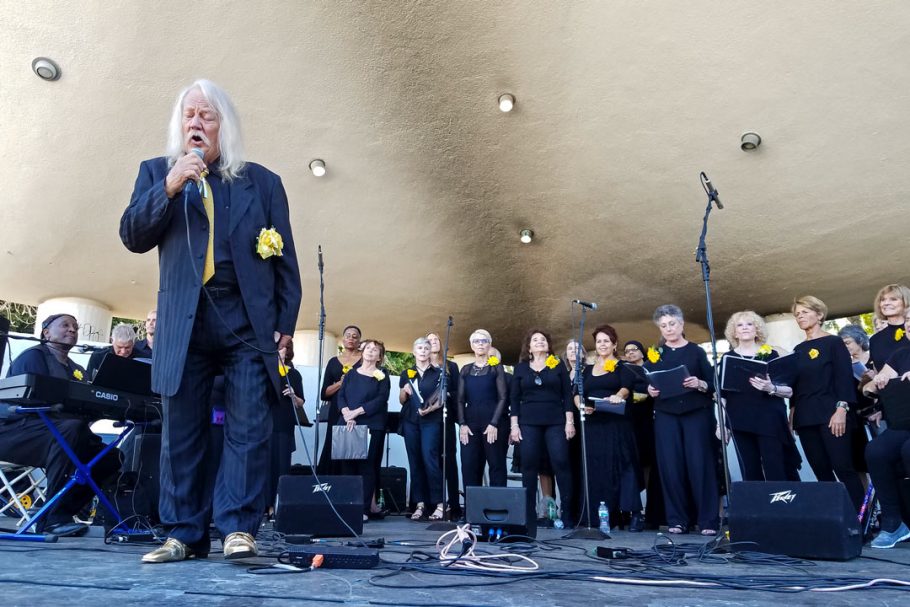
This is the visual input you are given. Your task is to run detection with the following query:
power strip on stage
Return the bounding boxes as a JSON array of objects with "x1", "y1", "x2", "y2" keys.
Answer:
[{"x1": 286, "y1": 545, "x2": 380, "y2": 569}]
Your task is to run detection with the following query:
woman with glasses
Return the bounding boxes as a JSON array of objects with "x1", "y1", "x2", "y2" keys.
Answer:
[
  {"x1": 457, "y1": 330, "x2": 509, "y2": 494},
  {"x1": 645, "y1": 304, "x2": 719, "y2": 535},
  {"x1": 510, "y1": 328, "x2": 575, "y2": 528}
]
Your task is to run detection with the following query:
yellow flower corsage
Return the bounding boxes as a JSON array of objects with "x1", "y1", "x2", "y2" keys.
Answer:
[
  {"x1": 545, "y1": 355, "x2": 559, "y2": 369},
  {"x1": 407, "y1": 369, "x2": 417, "y2": 379},
  {"x1": 896, "y1": 328, "x2": 905, "y2": 342},
  {"x1": 255, "y1": 226, "x2": 284, "y2": 260},
  {"x1": 487, "y1": 356, "x2": 500, "y2": 367},
  {"x1": 372, "y1": 369, "x2": 386, "y2": 381},
  {"x1": 758, "y1": 344, "x2": 773, "y2": 355},
  {"x1": 278, "y1": 363, "x2": 288, "y2": 377},
  {"x1": 73, "y1": 369, "x2": 83, "y2": 381},
  {"x1": 342, "y1": 365, "x2": 351, "y2": 375},
  {"x1": 603, "y1": 359, "x2": 618, "y2": 373},
  {"x1": 647, "y1": 347, "x2": 661, "y2": 364},
  {"x1": 808, "y1": 348, "x2": 819, "y2": 360}
]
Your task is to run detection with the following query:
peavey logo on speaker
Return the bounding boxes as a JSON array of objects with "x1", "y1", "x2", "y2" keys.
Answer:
[
  {"x1": 312, "y1": 483, "x2": 332, "y2": 493},
  {"x1": 769, "y1": 490, "x2": 796, "y2": 504}
]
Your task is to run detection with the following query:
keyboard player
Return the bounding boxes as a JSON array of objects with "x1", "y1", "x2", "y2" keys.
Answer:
[{"x1": 0, "y1": 313, "x2": 121, "y2": 537}]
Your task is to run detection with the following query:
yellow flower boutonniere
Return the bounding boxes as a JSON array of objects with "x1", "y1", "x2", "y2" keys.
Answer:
[
  {"x1": 647, "y1": 347, "x2": 661, "y2": 364},
  {"x1": 407, "y1": 369, "x2": 417, "y2": 379},
  {"x1": 72, "y1": 369, "x2": 83, "y2": 381},
  {"x1": 372, "y1": 369, "x2": 386, "y2": 381},
  {"x1": 756, "y1": 344, "x2": 773, "y2": 361},
  {"x1": 278, "y1": 363, "x2": 288, "y2": 377},
  {"x1": 896, "y1": 328, "x2": 905, "y2": 342},
  {"x1": 603, "y1": 358, "x2": 618, "y2": 373},
  {"x1": 808, "y1": 348, "x2": 819, "y2": 360},
  {"x1": 342, "y1": 365, "x2": 351, "y2": 375},
  {"x1": 487, "y1": 356, "x2": 500, "y2": 367},
  {"x1": 545, "y1": 355, "x2": 560, "y2": 369},
  {"x1": 255, "y1": 226, "x2": 284, "y2": 260}
]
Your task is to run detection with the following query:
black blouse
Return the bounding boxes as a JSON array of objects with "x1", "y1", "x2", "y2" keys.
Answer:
[
  {"x1": 510, "y1": 360, "x2": 573, "y2": 426},
  {"x1": 580, "y1": 361, "x2": 635, "y2": 423},
  {"x1": 336, "y1": 367, "x2": 391, "y2": 431},
  {"x1": 643, "y1": 342, "x2": 715, "y2": 415},
  {"x1": 870, "y1": 324, "x2": 910, "y2": 371},
  {"x1": 791, "y1": 334, "x2": 855, "y2": 428},
  {"x1": 719, "y1": 350, "x2": 788, "y2": 437},
  {"x1": 886, "y1": 348, "x2": 910, "y2": 375},
  {"x1": 320, "y1": 356, "x2": 360, "y2": 423},
  {"x1": 398, "y1": 365, "x2": 443, "y2": 425},
  {"x1": 273, "y1": 366, "x2": 305, "y2": 437},
  {"x1": 457, "y1": 362, "x2": 508, "y2": 426}
]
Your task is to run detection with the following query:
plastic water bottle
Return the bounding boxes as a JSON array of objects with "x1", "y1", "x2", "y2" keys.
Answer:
[
  {"x1": 547, "y1": 498, "x2": 563, "y2": 528},
  {"x1": 598, "y1": 501, "x2": 610, "y2": 533},
  {"x1": 378, "y1": 489, "x2": 386, "y2": 510}
]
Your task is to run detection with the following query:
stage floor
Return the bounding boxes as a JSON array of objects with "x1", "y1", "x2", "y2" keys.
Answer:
[{"x1": 1, "y1": 516, "x2": 908, "y2": 606}]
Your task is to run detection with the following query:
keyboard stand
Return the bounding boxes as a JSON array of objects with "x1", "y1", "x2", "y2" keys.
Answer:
[{"x1": 0, "y1": 407, "x2": 133, "y2": 543}]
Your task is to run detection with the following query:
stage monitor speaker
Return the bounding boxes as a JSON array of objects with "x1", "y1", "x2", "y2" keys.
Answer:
[
  {"x1": 466, "y1": 486, "x2": 532, "y2": 539},
  {"x1": 275, "y1": 475, "x2": 363, "y2": 537},
  {"x1": 728, "y1": 481, "x2": 862, "y2": 561},
  {"x1": 380, "y1": 466, "x2": 407, "y2": 514}
]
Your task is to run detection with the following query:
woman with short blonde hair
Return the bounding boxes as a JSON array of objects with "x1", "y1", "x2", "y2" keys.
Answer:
[{"x1": 870, "y1": 284, "x2": 910, "y2": 370}]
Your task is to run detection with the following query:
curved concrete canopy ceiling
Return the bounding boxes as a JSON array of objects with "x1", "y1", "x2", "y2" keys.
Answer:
[{"x1": 1, "y1": 1, "x2": 907, "y2": 358}]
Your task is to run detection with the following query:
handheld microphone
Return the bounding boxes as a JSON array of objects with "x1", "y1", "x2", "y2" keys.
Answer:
[
  {"x1": 702, "y1": 174, "x2": 724, "y2": 210},
  {"x1": 188, "y1": 148, "x2": 205, "y2": 195},
  {"x1": 573, "y1": 300, "x2": 598, "y2": 310}
]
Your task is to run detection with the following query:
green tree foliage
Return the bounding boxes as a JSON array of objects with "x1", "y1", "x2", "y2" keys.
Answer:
[{"x1": 0, "y1": 300, "x2": 37, "y2": 333}]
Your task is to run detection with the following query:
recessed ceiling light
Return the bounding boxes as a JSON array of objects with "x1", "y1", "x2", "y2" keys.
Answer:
[
  {"x1": 498, "y1": 93, "x2": 515, "y2": 113},
  {"x1": 519, "y1": 229, "x2": 533, "y2": 244},
  {"x1": 32, "y1": 57, "x2": 61, "y2": 81},
  {"x1": 741, "y1": 132, "x2": 761, "y2": 151},
  {"x1": 309, "y1": 159, "x2": 326, "y2": 177}
]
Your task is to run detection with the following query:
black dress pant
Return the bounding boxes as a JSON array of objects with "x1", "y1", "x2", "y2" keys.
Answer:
[
  {"x1": 865, "y1": 429, "x2": 910, "y2": 532},
  {"x1": 340, "y1": 428, "x2": 386, "y2": 513},
  {"x1": 797, "y1": 424, "x2": 866, "y2": 511},
  {"x1": 654, "y1": 408, "x2": 719, "y2": 530},
  {"x1": 0, "y1": 416, "x2": 121, "y2": 525},
  {"x1": 519, "y1": 423, "x2": 573, "y2": 525},
  {"x1": 733, "y1": 430, "x2": 789, "y2": 482},
  {"x1": 267, "y1": 431, "x2": 295, "y2": 511},
  {"x1": 444, "y1": 420, "x2": 461, "y2": 513},
  {"x1": 460, "y1": 422, "x2": 509, "y2": 489}
]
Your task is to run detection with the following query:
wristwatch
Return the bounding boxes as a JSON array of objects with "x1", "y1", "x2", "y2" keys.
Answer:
[{"x1": 835, "y1": 401, "x2": 850, "y2": 412}]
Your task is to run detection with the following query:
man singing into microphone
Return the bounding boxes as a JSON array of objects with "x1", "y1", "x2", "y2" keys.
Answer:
[{"x1": 120, "y1": 80, "x2": 301, "y2": 563}]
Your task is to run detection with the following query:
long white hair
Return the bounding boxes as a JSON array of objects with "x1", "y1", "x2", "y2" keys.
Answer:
[{"x1": 165, "y1": 79, "x2": 245, "y2": 180}]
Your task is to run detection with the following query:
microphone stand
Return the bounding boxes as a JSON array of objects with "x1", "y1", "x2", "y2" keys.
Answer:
[
  {"x1": 427, "y1": 316, "x2": 457, "y2": 531},
  {"x1": 313, "y1": 245, "x2": 327, "y2": 470},
  {"x1": 695, "y1": 172, "x2": 732, "y2": 505},
  {"x1": 564, "y1": 303, "x2": 608, "y2": 540}
]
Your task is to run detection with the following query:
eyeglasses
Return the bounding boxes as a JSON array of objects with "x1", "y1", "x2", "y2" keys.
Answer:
[
  {"x1": 471, "y1": 339, "x2": 490, "y2": 344},
  {"x1": 624, "y1": 348, "x2": 640, "y2": 354}
]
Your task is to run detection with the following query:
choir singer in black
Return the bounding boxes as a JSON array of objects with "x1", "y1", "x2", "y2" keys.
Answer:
[
  {"x1": 645, "y1": 304, "x2": 719, "y2": 535},
  {"x1": 510, "y1": 329, "x2": 575, "y2": 528}
]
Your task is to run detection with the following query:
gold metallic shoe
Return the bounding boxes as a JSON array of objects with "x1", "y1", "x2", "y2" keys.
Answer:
[
  {"x1": 141, "y1": 538, "x2": 192, "y2": 563},
  {"x1": 222, "y1": 531, "x2": 258, "y2": 560}
]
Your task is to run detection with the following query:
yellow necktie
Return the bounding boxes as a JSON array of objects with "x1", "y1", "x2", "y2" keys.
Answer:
[{"x1": 200, "y1": 171, "x2": 215, "y2": 284}]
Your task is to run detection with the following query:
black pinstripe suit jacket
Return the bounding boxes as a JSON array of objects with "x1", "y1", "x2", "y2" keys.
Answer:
[{"x1": 119, "y1": 157, "x2": 302, "y2": 398}]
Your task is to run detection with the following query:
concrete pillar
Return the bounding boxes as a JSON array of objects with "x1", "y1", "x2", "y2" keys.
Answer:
[
  {"x1": 292, "y1": 329, "x2": 338, "y2": 368},
  {"x1": 764, "y1": 313, "x2": 804, "y2": 353},
  {"x1": 35, "y1": 297, "x2": 112, "y2": 343}
]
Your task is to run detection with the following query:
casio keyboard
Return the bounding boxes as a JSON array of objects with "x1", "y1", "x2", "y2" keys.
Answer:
[{"x1": 0, "y1": 374, "x2": 161, "y2": 422}]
